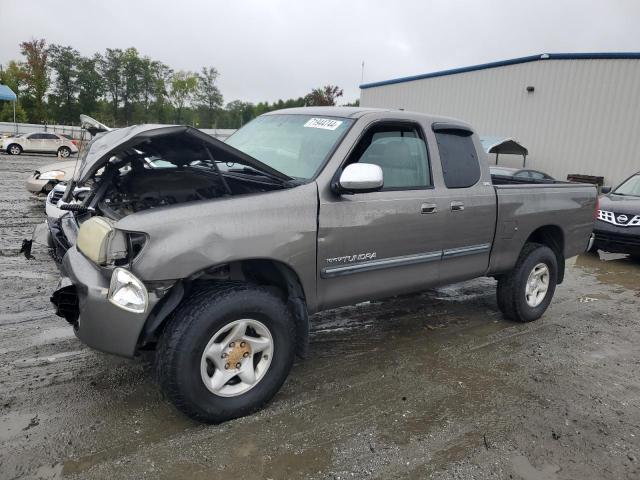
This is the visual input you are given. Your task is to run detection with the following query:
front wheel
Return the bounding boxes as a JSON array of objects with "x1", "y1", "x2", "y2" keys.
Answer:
[
  {"x1": 497, "y1": 243, "x2": 558, "y2": 322},
  {"x1": 155, "y1": 282, "x2": 295, "y2": 423},
  {"x1": 7, "y1": 144, "x2": 22, "y2": 155}
]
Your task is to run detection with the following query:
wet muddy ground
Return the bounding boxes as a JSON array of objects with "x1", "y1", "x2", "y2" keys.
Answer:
[{"x1": 0, "y1": 153, "x2": 639, "y2": 480}]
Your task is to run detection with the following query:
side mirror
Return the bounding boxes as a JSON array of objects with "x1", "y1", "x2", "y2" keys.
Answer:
[
  {"x1": 337, "y1": 163, "x2": 384, "y2": 194},
  {"x1": 600, "y1": 186, "x2": 611, "y2": 194}
]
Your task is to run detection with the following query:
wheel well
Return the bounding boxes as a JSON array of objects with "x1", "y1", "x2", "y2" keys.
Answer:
[
  {"x1": 139, "y1": 259, "x2": 310, "y2": 358},
  {"x1": 525, "y1": 225, "x2": 565, "y2": 283},
  {"x1": 7, "y1": 143, "x2": 21, "y2": 151}
]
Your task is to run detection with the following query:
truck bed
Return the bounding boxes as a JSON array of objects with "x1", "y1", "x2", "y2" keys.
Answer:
[{"x1": 488, "y1": 182, "x2": 597, "y2": 276}]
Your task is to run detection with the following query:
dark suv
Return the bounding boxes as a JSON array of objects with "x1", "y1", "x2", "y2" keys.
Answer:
[{"x1": 593, "y1": 172, "x2": 640, "y2": 257}]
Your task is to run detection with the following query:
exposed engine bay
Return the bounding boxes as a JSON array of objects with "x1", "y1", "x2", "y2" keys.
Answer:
[
  {"x1": 69, "y1": 129, "x2": 292, "y2": 220},
  {"x1": 97, "y1": 165, "x2": 277, "y2": 219}
]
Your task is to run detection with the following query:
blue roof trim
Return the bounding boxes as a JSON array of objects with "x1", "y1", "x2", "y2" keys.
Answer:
[{"x1": 360, "y1": 52, "x2": 640, "y2": 89}]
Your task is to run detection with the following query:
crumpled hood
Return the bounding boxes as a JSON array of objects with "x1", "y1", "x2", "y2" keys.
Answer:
[
  {"x1": 73, "y1": 124, "x2": 290, "y2": 183},
  {"x1": 599, "y1": 193, "x2": 640, "y2": 215}
]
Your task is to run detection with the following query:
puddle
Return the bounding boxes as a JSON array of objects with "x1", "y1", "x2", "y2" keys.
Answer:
[
  {"x1": 511, "y1": 454, "x2": 560, "y2": 480},
  {"x1": 572, "y1": 253, "x2": 640, "y2": 291}
]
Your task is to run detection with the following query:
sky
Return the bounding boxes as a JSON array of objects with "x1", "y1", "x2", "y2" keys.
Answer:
[{"x1": 1, "y1": 0, "x2": 639, "y2": 105}]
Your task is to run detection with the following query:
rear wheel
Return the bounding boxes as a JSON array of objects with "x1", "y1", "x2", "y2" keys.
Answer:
[
  {"x1": 7, "y1": 144, "x2": 22, "y2": 155},
  {"x1": 58, "y1": 146, "x2": 71, "y2": 158},
  {"x1": 155, "y1": 282, "x2": 295, "y2": 423},
  {"x1": 497, "y1": 243, "x2": 558, "y2": 322}
]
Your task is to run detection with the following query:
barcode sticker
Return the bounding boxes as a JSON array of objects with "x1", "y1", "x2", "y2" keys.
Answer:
[{"x1": 303, "y1": 118, "x2": 343, "y2": 130}]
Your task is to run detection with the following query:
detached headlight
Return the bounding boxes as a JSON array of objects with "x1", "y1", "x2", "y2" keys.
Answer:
[
  {"x1": 108, "y1": 268, "x2": 148, "y2": 313},
  {"x1": 39, "y1": 170, "x2": 65, "y2": 181},
  {"x1": 77, "y1": 217, "x2": 128, "y2": 265}
]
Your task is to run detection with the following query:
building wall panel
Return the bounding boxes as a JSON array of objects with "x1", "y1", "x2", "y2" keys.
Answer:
[{"x1": 361, "y1": 59, "x2": 640, "y2": 186}]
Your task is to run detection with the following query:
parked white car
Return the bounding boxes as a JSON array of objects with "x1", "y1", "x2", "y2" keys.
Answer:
[{"x1": 2, "y1": 132, "x2": 79, "y2": 157}]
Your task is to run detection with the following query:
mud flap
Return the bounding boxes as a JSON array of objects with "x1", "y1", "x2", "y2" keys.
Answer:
[{"x1": 288, "y1": 297, "x2": 309, "y2": 359}]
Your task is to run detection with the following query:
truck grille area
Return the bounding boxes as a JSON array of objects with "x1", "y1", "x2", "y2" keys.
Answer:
[
  {"x1": 48, "y1": 188, "x2": 64, "y2": 205},
  {"x1": 51, "y1": 285, "x2": 79, "y2": 325}
]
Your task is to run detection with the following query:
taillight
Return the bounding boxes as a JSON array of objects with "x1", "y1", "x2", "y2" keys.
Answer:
[{"x1": 594, "y1": 196, "x2": 600, "y2": 220}]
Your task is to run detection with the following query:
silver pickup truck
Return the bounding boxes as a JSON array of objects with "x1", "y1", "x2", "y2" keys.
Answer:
[{"x1": 48, "y1": 107, "x2": 596, "y2": 423}]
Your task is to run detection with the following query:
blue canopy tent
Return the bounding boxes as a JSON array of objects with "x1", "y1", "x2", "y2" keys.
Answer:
[{"x1": 0, "y1": 84, "x2": 18, "y2": 133}]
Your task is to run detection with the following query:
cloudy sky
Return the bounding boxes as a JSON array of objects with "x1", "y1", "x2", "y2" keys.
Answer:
[{"x1": 1, "y1": 0, "x2": 638, "y2": 104}]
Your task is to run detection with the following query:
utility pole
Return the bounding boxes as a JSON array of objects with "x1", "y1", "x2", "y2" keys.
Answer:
[{"x1": 361, "y1": 61, "x2": 365, "y2": 84}]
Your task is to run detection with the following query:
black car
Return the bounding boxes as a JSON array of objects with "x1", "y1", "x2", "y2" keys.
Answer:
[
  {"x1": 490, "y1": 166, "x2": 555, "y2": 182},
  {"x1": 592, "y1": 172, "x2": 640, "y2": 257}
]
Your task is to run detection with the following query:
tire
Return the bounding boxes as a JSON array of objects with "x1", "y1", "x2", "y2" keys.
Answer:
[
  {"x1": 7, "y1": 144, "x2": 22, "y2": 155},
  {"x1": 497, "y1": 243, "x2": 558, "y2": 323},
  {"x1": 58, "y1": 146, "x2": 71, "y2": 158},
  {"x1": 155, "y1": 282, "x2": 295, "y2": 423}
]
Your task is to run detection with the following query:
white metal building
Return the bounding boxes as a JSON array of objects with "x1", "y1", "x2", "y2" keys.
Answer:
[{"x1": 359, "y1": 53, "x2": 640, "y2": 186}]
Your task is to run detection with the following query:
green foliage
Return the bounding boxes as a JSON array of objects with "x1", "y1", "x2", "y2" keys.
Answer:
[
  {"x1": 77, "y1": 54, "x2": 103, "y2": 118},
  {"x1": 304, "y1": 85, "x2": 343, "y2": 106},
  {"x1": 19, "y1": 39, "x2": 49, "y2": 123},
  {"x1": 3, "y1": 38, "x2": 348, "y2": 129},
  {"x1": 195, "y1": 67, "x2": 223, "y2": 128},
  {"x1": 48, "y1": 44, "x2": 80, "y2": 124},
  {"x1": 169, "y1": 71, "x2": 198, "y2": 123},
  {"x1": 0, "y1": 101, "x2": 27, "y2": 122},
  {"x1": 0, "y1": 61, "x2": 24, "y2": 94}
]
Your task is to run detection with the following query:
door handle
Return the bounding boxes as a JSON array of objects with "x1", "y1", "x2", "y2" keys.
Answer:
[
  {"x1": 450, "y1": 201, "x2": 465, "y2": 211},
  {"x1": 421, "y1": 203, "x2": 437, "y2": 214}
]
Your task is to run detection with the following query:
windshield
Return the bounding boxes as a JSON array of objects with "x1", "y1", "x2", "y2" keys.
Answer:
[
  {"x1": 614, "y1": 174, "x2": 640, "y2": 196},
  {"x1": 225, "y1": 114, "x2": 353, "y2": 179}
]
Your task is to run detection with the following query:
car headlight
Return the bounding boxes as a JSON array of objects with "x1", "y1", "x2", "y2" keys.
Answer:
[
  {"x1": 77, "y1": 217, "x2": 127, "y2": 265},
  {"x1": 38, "y1": 170, "x2": 65, "y2": 181},
  {"x1": 108, "y1": 268, "x2": 148, "y2": 313}
]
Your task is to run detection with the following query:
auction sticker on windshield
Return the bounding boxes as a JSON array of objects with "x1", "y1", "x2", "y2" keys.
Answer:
[{"x1": 304, "y1": 118, "x2": 344, "y2": 130}]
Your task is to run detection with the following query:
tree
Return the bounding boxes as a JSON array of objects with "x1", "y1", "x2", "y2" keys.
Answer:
[
  {"x1": 19, "y1": 39, "x2": 50, "y2": 123},
  {"x1": 152, "y1": 63, "x2": 173, "y2": 123},
  {"x1": 0, "y1": 101, "x2": 27, "y2": 122},
  {"x1": 99, "y1": 48, "x2": 124, "y2": 123},
  {"x1": 77, "y1": 54, "x2": 103, "y2": 117},
  {"x1": 138, "y1": 58, "x2": 167, "y2": 122},
  {"x1": 0, "y1": 61, "x2": 28, "y2": 123},
  {"x1": 225, "y1": 100, "x2": 255, "y2": 128},
  {"x1": 169, "y1": 71, "x2": 198, "y2": 123},
  {"x1": 304, "y1": 85, "x2": 343, "y2": 106},
  {"x1": 48, "y1": 44, "x2": 80, "y2": 124},
  {"x1": 195, "y1": 67, "x2": 223, "y2": 128},
  {"x1": 121, "y1": 48, "x2": 142, "y2": 124},
  {"x1": 0, "y1": 60, "x2": 24, "y2": 94}
]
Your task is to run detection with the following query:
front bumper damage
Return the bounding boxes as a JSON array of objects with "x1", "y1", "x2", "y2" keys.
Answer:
[{"x1": 51, "y1": 247, "x2": 162, "y2": 357}]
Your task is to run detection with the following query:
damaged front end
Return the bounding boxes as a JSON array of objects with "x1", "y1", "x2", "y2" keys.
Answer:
[
  {"x1": 50, "y1": 277, "x2": 78, "y2": 325},
  {"x1": 45, "y1": 124, "x2": 295, "y2": 357}
]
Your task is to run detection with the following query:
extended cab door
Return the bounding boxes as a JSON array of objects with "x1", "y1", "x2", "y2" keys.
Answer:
[
  {"x1": 433, "y1": 125, "x2": 496, "y2": 284},
  {"x1": 317, "y1": 121, "x2": 446, "y2": 310}
]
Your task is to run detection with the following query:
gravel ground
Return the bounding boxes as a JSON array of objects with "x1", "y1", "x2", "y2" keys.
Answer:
[{"x1": 0, "y1": 153, "x2": 639, "y2": 480}]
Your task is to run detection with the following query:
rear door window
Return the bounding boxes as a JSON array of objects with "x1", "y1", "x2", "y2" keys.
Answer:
[{"x1": 434, "y1": 130, "x2": 481, "y2": 189}]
